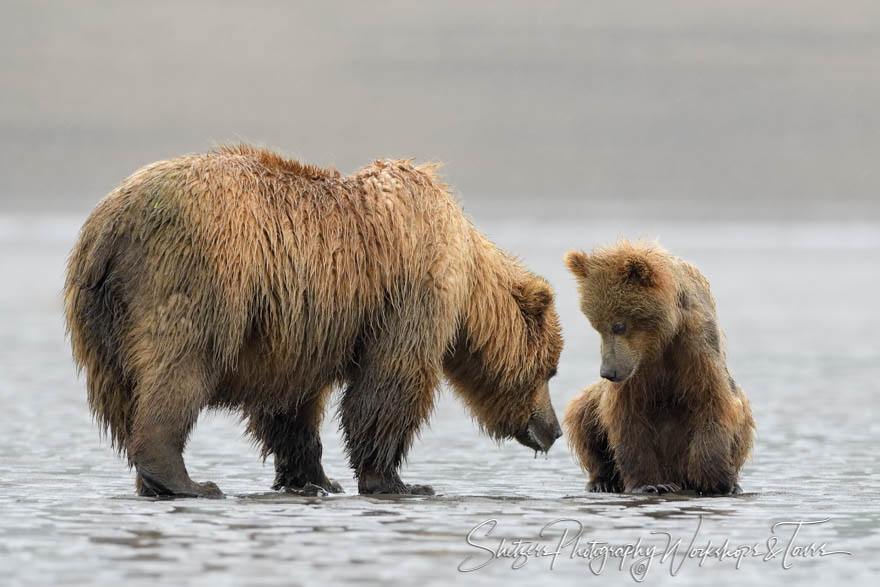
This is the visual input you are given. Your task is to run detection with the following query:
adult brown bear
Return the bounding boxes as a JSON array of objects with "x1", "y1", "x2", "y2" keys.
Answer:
[{"x1": 64, "y1": 146, "x2": 563, "y2": 498}]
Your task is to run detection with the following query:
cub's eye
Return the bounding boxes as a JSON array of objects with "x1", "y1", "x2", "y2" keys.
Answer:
[{"x1": 611, "y1": 322, "x2": 627, "y2": 335}]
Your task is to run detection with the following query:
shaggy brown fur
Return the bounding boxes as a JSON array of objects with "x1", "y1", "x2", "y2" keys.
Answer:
[
  {"x1": 64, "y1": 145, "x2": 563, "y2": 498},
  {"x1": 562, "y1": 240, "x2": 754, "y2": 495}
]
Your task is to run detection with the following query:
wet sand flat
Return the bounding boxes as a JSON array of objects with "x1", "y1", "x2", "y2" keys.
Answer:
[{"x1": 0, "y1": 214, "x2": 877, "y2": 585}]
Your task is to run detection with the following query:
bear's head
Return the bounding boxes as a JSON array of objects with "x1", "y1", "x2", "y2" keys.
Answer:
[
  {"x1": 564, "y1": 240, "x2": 681, "y2": 385},
  {"x1": 444, "y1": 275, "x2": 564, "y2": 454}
]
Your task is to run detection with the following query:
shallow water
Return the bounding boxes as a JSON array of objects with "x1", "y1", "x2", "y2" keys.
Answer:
[{"x1": 1, "y1": 214, "x2": 878, "y2": 586}]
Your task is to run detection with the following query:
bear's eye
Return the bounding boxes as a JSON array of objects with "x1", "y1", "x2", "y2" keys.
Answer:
[{"x1": 611, "y1": 322, "x2": 627, "y2": 335}]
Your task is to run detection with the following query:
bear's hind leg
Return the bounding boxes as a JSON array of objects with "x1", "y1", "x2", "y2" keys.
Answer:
[
  {"x1": 563, "y1": 385, "x2": 623, "y2": 493},
  {"x1": 246, "y1": 385, "x2": 344, "y2": 495},
  {"x1": 128, "y1": 356, "x2": 221, "y2": 499}
]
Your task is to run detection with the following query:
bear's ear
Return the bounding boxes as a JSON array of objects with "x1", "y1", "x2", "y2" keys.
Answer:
[
  {"x1": 515, "y1": 277, "x2": 554, "y2": 320},
  {"x1": 564, "y1": 250, "x2": 591, "y2": 279},
  {"x1": 622, "y1": 256, "x2": 654, "y2": 286}
]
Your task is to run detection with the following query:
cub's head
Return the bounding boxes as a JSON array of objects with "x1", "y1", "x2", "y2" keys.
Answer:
[
  {"x1": 445, "y1": 275, "x2": 564, "y2": 454},
  {"x1": 564, "y1": 240, "x2": 680, "y2": 385}
]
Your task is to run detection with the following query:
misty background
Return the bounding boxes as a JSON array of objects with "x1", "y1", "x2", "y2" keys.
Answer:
[{"x1": 2, "y1": 0, "x2": 879, "y2": 220}]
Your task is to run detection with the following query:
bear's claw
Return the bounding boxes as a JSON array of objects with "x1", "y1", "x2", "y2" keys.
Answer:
[
  {"x1": 586, "y1": 480, "x2": 622, "y2": 493},
  {"x1": 283, "y1": 482, "x2": 336, "y2": 497},
  {"x1": 630, "y1": 483, "x2": 681, "y2": 495}
]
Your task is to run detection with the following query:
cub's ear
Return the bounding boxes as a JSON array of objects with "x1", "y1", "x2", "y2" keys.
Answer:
[
  {"x1": 622, "y1": 256, "x2": 654, "y2": 286},
  {"x1": 564, "y1": 250, "x2": 590, "y2": 279},
  {"x1": 514, "y1": 277, "x2": 554, "y2": 320}
]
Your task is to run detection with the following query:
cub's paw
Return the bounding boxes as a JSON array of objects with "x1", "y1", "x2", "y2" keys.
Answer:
[
  {"x1": 630, "y1": 483, "x2": 681, "y2": 495},
  {"x1": 696, "y1": 478, "x2": 737, "y2": 496}
]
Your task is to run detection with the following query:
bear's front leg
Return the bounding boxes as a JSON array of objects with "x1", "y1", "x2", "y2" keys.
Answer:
[
  {"x1": 604, "y1": 416, "x2": 677, "y2": 495},
  {"x1": 563, "y1": 385, "x2": 623, "y2": 493},
  {"x1": 246, "y1": 389, "x2": 344, "y2": 495},
  {"x1": 686, "y1": 423, "x2": 738, "y2": 496},
  {"x1": 341, "y1": 362, "x2": 437, "y2": 496}
]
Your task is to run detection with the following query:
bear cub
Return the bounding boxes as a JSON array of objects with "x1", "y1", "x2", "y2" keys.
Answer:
[{"x1": 563, "y1": 240, "x2": 754, "y2": 495}]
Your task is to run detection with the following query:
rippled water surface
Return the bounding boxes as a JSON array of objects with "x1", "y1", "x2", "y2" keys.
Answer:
[{"x1": 1, "y1": 215, "x2": 878, "y2": 586}]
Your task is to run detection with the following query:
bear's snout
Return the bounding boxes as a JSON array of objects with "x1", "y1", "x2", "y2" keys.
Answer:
[
  {"x1": 515, "y1": 408, "x2": 563, "y2": 453},
  {"x1": 600, "y1": 367, "x2": 618, "y2": 382},
  {"x1": 600, "y1": 355, "x2": 633, "y2": 383}
]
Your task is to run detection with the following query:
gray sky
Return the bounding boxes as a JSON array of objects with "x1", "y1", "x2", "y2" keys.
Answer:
[{"x1": 2, "y1": 0, "x2": 879, "y2": 219}]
